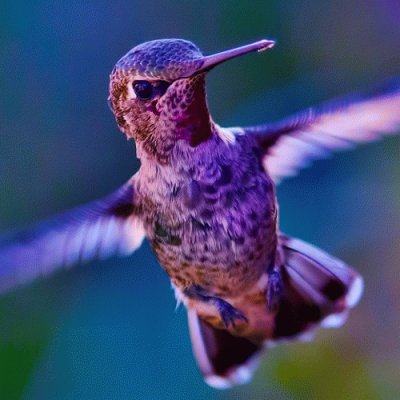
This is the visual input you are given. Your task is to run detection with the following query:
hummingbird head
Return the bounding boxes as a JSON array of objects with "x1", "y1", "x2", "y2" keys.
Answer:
[{"x1": 108, "y1": 38, "x2": 274, "y2": 163}]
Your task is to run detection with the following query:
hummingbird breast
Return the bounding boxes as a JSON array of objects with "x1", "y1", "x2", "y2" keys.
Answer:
[{"x1": 137, "y1": 134, "x2": 278, "y2": 298}]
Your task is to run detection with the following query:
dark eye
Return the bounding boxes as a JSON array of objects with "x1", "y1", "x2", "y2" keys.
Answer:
[
  {"x1": 133, "y1": 81, "x2": 154, "y2": 100},
  {"x1": 156, "y1": 80, "x2": 170, "y2": 96}
]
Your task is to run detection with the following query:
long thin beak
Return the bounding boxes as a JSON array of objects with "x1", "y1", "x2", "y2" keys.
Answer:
[{"x1": 189, "y1": 39, "x2": 275, "y2": 76}]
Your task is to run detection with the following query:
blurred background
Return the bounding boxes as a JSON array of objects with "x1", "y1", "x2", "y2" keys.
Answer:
[{"x1": 0, "y1": 1, "x2": 399, "y2": 399}]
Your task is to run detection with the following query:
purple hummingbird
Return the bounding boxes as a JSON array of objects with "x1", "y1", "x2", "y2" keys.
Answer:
[{"x1": 1, "y1": 38, "x2": 400, "y2": 388}]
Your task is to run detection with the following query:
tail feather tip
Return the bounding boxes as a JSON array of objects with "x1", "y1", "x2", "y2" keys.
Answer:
[
  {"x1": 205, "y1": 363, "x2": 254, "y2": 389},
  {"x1": 346, "y1": 274, "x2": 364, "y2": 308}
]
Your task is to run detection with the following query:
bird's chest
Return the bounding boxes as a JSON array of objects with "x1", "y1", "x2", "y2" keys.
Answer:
[{"x1": 138, "y1": 159, "x2": 277, "y2": 296}]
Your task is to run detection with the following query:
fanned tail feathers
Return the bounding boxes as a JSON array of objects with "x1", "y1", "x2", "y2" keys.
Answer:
[
  {"x1": 188, "y1": 310, "x2": 263, "y2": 389},
  {"x1": 274, "y1": 234, "x2": 363, "y2": 339},
  {"x1": 188, "y1": 234, "x2": 363, "y2": 388}
]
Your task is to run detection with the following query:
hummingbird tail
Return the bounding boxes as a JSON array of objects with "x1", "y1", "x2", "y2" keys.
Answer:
[
  {"x1": 187, "y1": 309, "x2": 263, "y2": 389},
  {"x1": 273, "y1": 234, "x2": 364, "y2": 340},
  {"x1": 187, "y1": 236, "x2": 363, "y2": 389}
]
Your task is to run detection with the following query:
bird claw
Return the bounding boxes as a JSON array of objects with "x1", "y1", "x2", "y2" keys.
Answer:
[
  {"x1": 183, "y1": 285, "x2": 248, "y2": 328},
  {"x1": 215, "y1": 299, "x2": 248, "y2": 328},
  {"x1": 267, "y1": 269, "x2": 283, "y2": 312}
]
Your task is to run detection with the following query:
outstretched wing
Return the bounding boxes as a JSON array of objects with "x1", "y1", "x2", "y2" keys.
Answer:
[
  {"x1": 244, "y1": 80, "x2": 400, "y2": 184},
  {"x1": 0, "y1": 180, "x2": 145, "y2": 294}
]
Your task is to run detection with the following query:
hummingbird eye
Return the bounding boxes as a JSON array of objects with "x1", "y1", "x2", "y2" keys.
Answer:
[
  {"x1": 156, "y1": 80, "x2": 170, "y2": 96},
  {"x1": 133, "y1": 81, "x2": 154, "y2": 100},
  {"x1": 132, "y1": 80, "x2": 171, "y2": 101}
]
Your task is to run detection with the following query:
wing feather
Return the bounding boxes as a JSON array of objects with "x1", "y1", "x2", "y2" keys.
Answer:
[
  {"x1": 0, "y1": 181, "x2": 145, "y2": 293},
  {"x1": 244, "y1": 80, "x2": 400, "y2": 183}
]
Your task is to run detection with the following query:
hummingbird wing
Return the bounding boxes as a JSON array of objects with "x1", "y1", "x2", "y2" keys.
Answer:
[
  {"x1": 244, "y1": 80, "x2": 400, "y2": 184},
  {"x1": 0, "y1": 181, "x2": 145, "y2": 294}
]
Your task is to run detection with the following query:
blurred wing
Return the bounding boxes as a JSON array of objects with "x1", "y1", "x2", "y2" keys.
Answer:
[
  {"x1": 244, "y1": 80, "x2": 400, "y2": 183},
  {"x1": 0, "y1": 181, "x2": 145, "y2": 294}
]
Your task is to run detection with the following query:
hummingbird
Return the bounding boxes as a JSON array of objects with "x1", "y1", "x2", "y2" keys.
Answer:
[{"x1": 1, "y1": 38, "x2": 400, "y2": 388}]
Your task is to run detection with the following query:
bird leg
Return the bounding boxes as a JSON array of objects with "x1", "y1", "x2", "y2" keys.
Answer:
[
  {"x1": 183, "y1": 285, "x2": 248, "y2": 328},
  {"x1": 266, "y1": 266, "x2": 284, "y2": 312}
]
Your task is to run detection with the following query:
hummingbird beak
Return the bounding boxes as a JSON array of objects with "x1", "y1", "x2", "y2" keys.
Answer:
[{"x1": 189, "y1": 39, "x2": 275, "y2": 76}]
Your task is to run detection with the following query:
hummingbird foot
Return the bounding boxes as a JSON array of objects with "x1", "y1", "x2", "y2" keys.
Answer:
[
  {"x1": 267, "y1": 269, "x2": 283, "y2": 312},
  {"x1": 184, "y1": 285, "x2": 248, "y2": 328},
  {"x1": 215, "y1": 299, "x2": 248, "y2": 328}
]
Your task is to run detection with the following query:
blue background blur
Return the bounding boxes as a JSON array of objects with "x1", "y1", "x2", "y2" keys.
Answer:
[{"x1": 1, "y1": 1, "x2": 399, "y2": 399}]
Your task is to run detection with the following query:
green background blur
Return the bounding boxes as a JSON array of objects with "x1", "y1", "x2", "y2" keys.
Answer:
[{"x1": 1, "y1": 1, "x2": 399, "y2": 399}]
